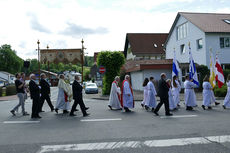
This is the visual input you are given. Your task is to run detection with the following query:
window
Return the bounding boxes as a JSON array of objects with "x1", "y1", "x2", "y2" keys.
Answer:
[
  {"x1": 220, "y1": 37, "x2": 230, "y2": 48},
  {"x1": 223, "y1": 19, "x2": 230, "y2": 24},
  {"x1": 197, "y1": 39, "x2": 203, "y2": 49},
  {"x1": 180, "y1": 44, "x2": 186, "y2": 54},
  {"x1": 177, "y1": 22, "x2": 188, "y2": 40}
]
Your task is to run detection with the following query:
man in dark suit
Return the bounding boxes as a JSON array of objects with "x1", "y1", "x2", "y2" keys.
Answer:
[
  {"x1": 29, "y1": 74, "x2": 41, "y2": 119},
  {"x1": 70, "y1": 75, "x2": 89, "y2": 117},
  {"x1": 154, "y1": 73, "x2": 173, "y2": 116},
  {"x1": 39, "y1": 73, "x2": 54, "y2": 112}
]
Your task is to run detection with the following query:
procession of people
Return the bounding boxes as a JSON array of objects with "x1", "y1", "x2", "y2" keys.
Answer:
[{"x1": 9, "y1": 71, "x2": 230, "y2": 119}]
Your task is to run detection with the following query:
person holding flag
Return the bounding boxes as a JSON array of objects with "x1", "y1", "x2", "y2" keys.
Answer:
[
  {"x1": 121, "y1": 75, "x2": 134, "y2": 112},
  {"x1": 202, "y1": 75, "x2": 213, "y2": 110}
]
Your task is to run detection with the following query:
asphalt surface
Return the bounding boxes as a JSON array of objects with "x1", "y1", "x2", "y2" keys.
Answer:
[{"x1": 0, "y1": 87, "x2": 230, "y2": 153}]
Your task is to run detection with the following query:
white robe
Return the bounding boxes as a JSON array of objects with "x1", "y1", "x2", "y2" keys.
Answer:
[
  {"x1": 184, "y1": 80, "x2": 197, "y2": 107},
  {"x1": 172, "y1": 80, "x2": 181, "y2": 105},
  {"x1": 145, "y1": 81, "x2": 157, "y2": 108},
  {"x1": 56, "y1": 88, "x2": 70, "y2": 110},
  {"x1": 210, "y1": 90, "x2": 216, "y2": 104},
  {"x1": 122, "y1": 81, "x2": 134, "y2": 108},
  {"x1": 223, "y1": 81, "x2": 230, "y2": 108},
  {"x1": 202, "y1": 82, "x2": 212, "y2": 106},
  {"x1": 141, "y1": 86, "x2": 148, "y2": 105},
  {"x1": 169, "y1": 87, "x2": 177, "y2": 110},
  {"x1": 109, "y1": 82, "x2": 121, "y2": 109}
]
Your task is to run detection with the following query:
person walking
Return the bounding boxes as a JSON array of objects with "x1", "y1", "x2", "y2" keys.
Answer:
[
  {"x1": 69, "y1": 75, "x2": 89, "y2": 117},
  {"x1": 223, "y1": 74, "x2": 230, "y2": 109},
  {"x1": 141, "y1": 78, "x2": 149, "y2": 108},
  {"x1": 10, "y1": 73, "x2": 29, "y2": 116},
  {"x1": 108, "y1": 76, "x2": 122, "y2": 110},
  {"x1": 172, "y1": 75, "x2": 181, "y2": 107},
  {"x1": 121, "y1": 75, "x2": 134, "y2": 112},
  {"x1": 184, "y1": 75, "x2": 197, "y2": 110},
  {"x1": 29, "y1": 74, "x2": 41, "y2": 118},
  {"x1": 145, "y1": 77, "x2": 157, "y2": 112},
  {"x1": 39, "y1": 73, "x2": 54, "y2": 112},
  {"x1": 202, "y1": 75, "x2": 212, "y2": 110},
  {"x1": 167, "y1": 79, "x2": 177, "y2": 111},
  {"x1": 153, "y1": 73, "x2": 172, "y2": 116}
]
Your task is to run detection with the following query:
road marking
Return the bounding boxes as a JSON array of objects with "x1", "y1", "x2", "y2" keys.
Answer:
[
  {"x1": 160, "y1": 115, "x2": 198, "y2": 119},
  {"x1": 80, "y1": 118, "x2": 122, "y2": 122},
  {"x1": 37, "y1": 135, "x2": 230, "y2": 153},
  {"x1": 3, "y1": 121, "x2": 40, "y2": 124}
]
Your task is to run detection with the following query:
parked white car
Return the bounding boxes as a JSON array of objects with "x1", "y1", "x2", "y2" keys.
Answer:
[{"x1": 85, "y1": 83, "x2": 98, "y2": 94}]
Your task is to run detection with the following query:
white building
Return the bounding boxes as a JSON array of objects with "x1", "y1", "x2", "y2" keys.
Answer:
[
  {"x1": 124, "y1": 33, "x2": 172, "y2": 91},
  {"x1": 0, "y1": 71, "x2": 15, "y2": 85},
  {"x1": 165, "y1": 12, "x2": 230, "y2": 78}
]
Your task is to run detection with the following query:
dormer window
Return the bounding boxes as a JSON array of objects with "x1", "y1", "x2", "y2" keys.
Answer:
[
  {"x1": 153, "y1": 44, "x2": 157, "y2": 48},
  {"x1": 223, "y1": 19, "x2": 230, "y2": 24}
]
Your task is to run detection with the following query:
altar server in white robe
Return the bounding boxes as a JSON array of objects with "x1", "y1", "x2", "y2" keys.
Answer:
[
  {"x1": 141, "y1": 78, "x2": 149, "y2": 108},
  {"x1": 223, "y1": 74, "x2": 230, "y2": 109},
  {"x1": 55, "y1": 74, "x2": 72, "y2": 114},
  {"x1": 202, "y1": 75, "x2": 212, "y2": 110},
  {"x1": 121, "y1": 75, "x2": 134, "y2": 112},
  {"x1": 172, "y1": 75, "x2": 181, "y2": 107},
  {"x1": 184, "y1": 75, "x2": 197, "y2": 110},
  {"x1": 108, "y1": 76, "x2": 122, "y2": 110},
  {"x1": 145, "y1": 77, "x2": 157, "y2": 112},
  {"x1": 167, "y1": 79, "x2": 177, "y2": 110}
]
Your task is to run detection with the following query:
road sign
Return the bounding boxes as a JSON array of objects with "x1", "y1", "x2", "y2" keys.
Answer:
[{"x1": 99, "y1": 66, "x2": 106, "y2": 74}]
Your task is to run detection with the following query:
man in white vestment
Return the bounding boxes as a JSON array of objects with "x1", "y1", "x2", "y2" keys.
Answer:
[
  {"x1": 184, "y1": 75, "x2": 197, "y2": 110},
  {"x1": 202, "y1": 75, "x2": 212, "y2": 110},
  {"x1": 108, "y1": 76, "x2": 122, "y2": 110},
  {"x1": 145, "y1": 77, "x2": 157, "y2": 112},
  {"x1": 121, "y1": 75, "x2": 134, "y2": 112},
  {"x1": 55, "y1": 74, "x2": 72, "y2": 114}
]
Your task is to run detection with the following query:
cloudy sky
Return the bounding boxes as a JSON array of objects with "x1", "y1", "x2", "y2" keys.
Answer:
[{"x1": 0, "y1": 0, "x2": 229, "y2": 59}]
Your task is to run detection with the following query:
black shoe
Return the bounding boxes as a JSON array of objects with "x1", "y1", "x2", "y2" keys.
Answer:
[
  {"x1": 51, "y1": 109, "x2": 54, "y2": 112},
  {"x1": 145, "y1": 105, "x2": 149, "y2": 111},
  {"x1": 74, "y1": 109, "x2": 79, "y2": 111},
  {"x1": 69, "y1": 113, "x2": 77, "y2": 116},
  {"x1": 177, "y1": 104, "x2": 180, "y2": 107},
  {"x1": 55, "y1": 108, "x2": 58, "y2": 114},
  {"x1": 39, "y1": 110, "x2": 45, "y2": 113},
  {"x1": 165, "y1": 113, "x2": 173, "y2": 116},
  {"x1": 223, "y1": 105, "x2": 226, "y2": 109},
  {"x1": 85, "y1": 107, "x2": 89, "y2": 110},
  {"x1": 186, "y1": 106, "x2": 193, "y2": 110},
  {"x1": 63, "y1": 110, "x2": 69, "y2": 114},
  {"x1": 151, "y1": 108, "x2": 155, "y2": 112},
  {"x1": 10, "y1": 110, "x2": 16, "y2": 116},
  {"x1": 83, "y1": 113, "x2": 90, "y2": 117},
  {"x1": 153, "y1": 111, "x2": 159, "y2": 116},
  {"x1": 108, "y1": 105, "x2": 112, "y2": 110},
  {"x1": 23, "y1": 112, "x2": 30, "y2": 116},
  {"x1": 202, "y1": 105, "x2": 206, "y2": 110},
  {"x1": 36, "y1": 116, "x2": 42, "y2": 119},
  {"x1": 141, "y1": 104, "x2": 144, "y2": 108},
  {"x1": 208, "y1": 106, "x2": 212, "y2": 109},
  {"x1": 215, "y1": 102, "x2": 220, "y2": 105}
]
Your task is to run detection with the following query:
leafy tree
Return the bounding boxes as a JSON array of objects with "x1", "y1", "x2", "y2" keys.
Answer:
[
  {"x1": 197, "y1": 65, "x2": 210, "y2": 90},
  {"x1": 97, "y1": 51, "x2": 125, "y2": 95},
  {"x1": 0, "y1": 44, "x2": 23, "y2": 74}
]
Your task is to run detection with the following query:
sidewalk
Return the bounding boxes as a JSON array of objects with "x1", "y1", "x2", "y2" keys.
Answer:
[
  {"x1": 89, "y1": 90, "x2": 225, "y2": 101},
  {"x1": 0, "y1": 95, "x2": 17, "y2": 101}
]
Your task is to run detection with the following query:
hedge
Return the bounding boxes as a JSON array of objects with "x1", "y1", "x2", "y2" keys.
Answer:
[
  {"x1": 6, "y1": 85, "x2": 16, "y2": 96},
  {"x1": 0, "y1": 87, "x2": 2, "y2": 97},
  {"x1": 214, "y1": 84, "x2": 227, "y2": 97}
]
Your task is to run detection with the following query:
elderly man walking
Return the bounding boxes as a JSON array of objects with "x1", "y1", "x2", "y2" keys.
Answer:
[
  {"x1": 121, "y1": 75, "x2": 134, "y2": 112},
  {"x1": 108, "y1": 76, "x2": 122, "y2": 110},
  {"x1": 153, "y1": 73, "x2": 173, "y2": 116}
]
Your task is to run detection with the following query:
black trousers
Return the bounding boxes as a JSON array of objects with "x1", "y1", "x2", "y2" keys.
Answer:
[
  {"x1": 154, "y1": 97, "x2": 170, "y2": 114},
  {"x1": 39, "y1": 94, "x2": 54, "y2": 111},
  {"x1": 70, "y1": 97, "x2": 87, "y2": 115},
  {"x1": 32, "y1": 98, "x2": 40, "y2": 117}
]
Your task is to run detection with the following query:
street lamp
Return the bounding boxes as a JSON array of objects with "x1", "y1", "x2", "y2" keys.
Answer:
[{"x1": 37, "y1": 40, "x2": 40, "y2": 81}]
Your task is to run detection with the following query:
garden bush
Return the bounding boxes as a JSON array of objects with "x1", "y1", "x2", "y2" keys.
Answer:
[
  {"x1": 0, "y1": 87, "x2": 2, "y2": 97},
  {"x1": 214, "y1": 84, "x2": 227, "y2": 97},
  {"x1": 6, "y1": 85, "x2": 16, "y2": 96}
]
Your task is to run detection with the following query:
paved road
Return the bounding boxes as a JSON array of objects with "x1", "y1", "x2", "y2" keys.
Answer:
[{"x1": 0, "y1": 87, "x2": 230, "y2": 153}]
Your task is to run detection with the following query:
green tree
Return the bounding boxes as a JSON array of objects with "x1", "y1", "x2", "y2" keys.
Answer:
[
  {"x1": 197, "y1": 65, "x2": 210, "y2": 90},
  {"x1": 0, "y1": 44, "x2": 23, "y2": 74},
  {"x1": 97, "y1": 51, "x2": 125, "y2": 95}
]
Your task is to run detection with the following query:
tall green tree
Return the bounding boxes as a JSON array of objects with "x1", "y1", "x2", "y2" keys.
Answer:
[
  {"x1": 0, "y1": 44, "x2": 23, "y2": 74},
  {"x1": 97, "y1": 51, "x2": 125, "y2": 95}
]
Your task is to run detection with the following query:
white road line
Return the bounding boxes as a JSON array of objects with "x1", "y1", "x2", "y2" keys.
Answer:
[
  {"x1": 3, "y1": 121, "x2": 40, "y2": 124},
  {"x1": 160, "y1": 115, "x2": 198, "y2": 119},
  {"x1": 37, "y1": 135, "x2": 230, "y2": 153},
  {"x1": 80, "y1": 118, "x2": 122, "y2": 122}
]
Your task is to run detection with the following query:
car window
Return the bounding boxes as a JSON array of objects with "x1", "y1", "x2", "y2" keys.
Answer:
[{"x1": 86, "y1": 83, "x2": 96, "y2": 87}]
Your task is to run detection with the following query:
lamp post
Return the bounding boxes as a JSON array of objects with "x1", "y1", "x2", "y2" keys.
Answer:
[
  {"x1": 47, "y1": 45, "x2": 50, "y2": 82},
  {"x1": 81, "y1": 39, "x2": 84, "y2": 84},
  {"x1": 37, "y1": 40, "x2": 40, "y2": 81}
]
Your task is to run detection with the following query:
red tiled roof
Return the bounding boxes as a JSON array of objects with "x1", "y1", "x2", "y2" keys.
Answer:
[
  {"x1": 180, "y1": 12, "x2": 230, "y2": 33},
  {"x1": 124, "y1": 59, "x2": 173, "y2": 73},
  {"x1": 124, "y1": 33, "x2": 168, "y2": 57}
]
